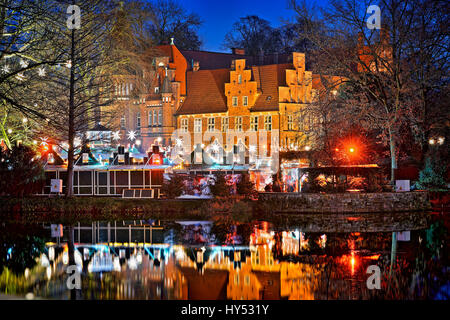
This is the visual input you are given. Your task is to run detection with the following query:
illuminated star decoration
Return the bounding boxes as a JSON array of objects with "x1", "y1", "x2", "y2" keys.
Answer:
[
  {"x1": 16, "y1": 73, "x2": 25, "y2": 81},
  {"x1": 65, "y1": 60, "x2": 72, "y2": 68},
  {"x1": 127, "y1": 130, "x2": 136, "y2": 141},
  {"x1": 1, "y1": 65, "x2": 10, "y2": 74},
  {"x1": 19, "y1": 59, "x2": 29, "y2": 68},
  {"x1": 38, "y1": 67, "x2": 46, "y2": 77},
  {"x1": 112, "y1": 131, "x2": 121, "y2": 141}
]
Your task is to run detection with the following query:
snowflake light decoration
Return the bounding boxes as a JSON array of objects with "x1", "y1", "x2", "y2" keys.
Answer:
[
  {"x1": 1, "y1": 65, "x2": 10, "y2": 74},
  {"x1": 19, "y1": 59, "x2": 28, "y2": 68},
  {"x1": 127, "y1": 130, "x2": 136, "y2": 141},
  {"x1": 38, "y1": 67, "x2": 46, "y2": 77},
  {"x1": 16, "y1": 73, "x2": 25, "y2": 81},
  {"x1": 112, "y1": 131, "x2": 121, "y2": 141}
]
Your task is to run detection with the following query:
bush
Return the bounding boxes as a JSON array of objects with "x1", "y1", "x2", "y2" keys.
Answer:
[
  {"x1": 209, "y1": 172, "x2": 231, "y2": 198},
  {"x1": 161, "y1": 173, "x2": 186, "y2": 199},
  {"x1": 416, "y1": 157, "x2": 447, "y2": 190},
  {"x1": 0, "y1": 145, "x2": 44, "y2": 196}
]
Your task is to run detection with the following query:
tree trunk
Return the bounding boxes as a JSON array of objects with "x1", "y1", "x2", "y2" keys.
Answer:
[
  {"x1": 388, "y1": 127, "x2": 397, "y2": 185},
  {"x1": 65, "y1": 26, "x2": 76, "y2": 197},
  {"x1": 68, "y1": 225, "x2": 77, "y2": 300}
]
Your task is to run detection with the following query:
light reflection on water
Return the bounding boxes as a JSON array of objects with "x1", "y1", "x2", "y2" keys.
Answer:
[{"x1": 1, "y1": 212, "x2": 449, "y2": 300}]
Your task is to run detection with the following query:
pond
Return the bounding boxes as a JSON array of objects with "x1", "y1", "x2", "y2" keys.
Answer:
[{"x1": 0, "y1": 211, "x2": 448, "y2": 300}]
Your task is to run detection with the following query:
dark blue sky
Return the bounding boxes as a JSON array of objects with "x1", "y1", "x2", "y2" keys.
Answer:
[{"x1": 180, "y1": 0, "x2": 308, "y2": 53}]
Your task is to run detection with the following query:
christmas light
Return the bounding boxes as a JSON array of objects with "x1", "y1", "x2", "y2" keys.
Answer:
[
  {"x1": 438, "y1": 137, "x2": 445, "y2": 145},
  {"x1": 136, "y1": 139, "x2": 141, "y2": 146},
  {"x1": 22, "y1": 117, "x2": 28, "y2": 123},
  {"x1": 1, "y1": 65, "x2": 10, "y2": 74},
  {"x1": 66, "y1": 60, "x2": 72, "y2": 68},
  {"x1": 19, "y1": 59, "x2": 28, "y2": 68},
  {"x1": 127, "y1": 131, "x2": 136, "y2": 141},
  {"x1": 305, "y1": 146, "x2": 311, "y2": 151},
  {"x1": 16, "y1": 73, "x2": 25, "y2": 81},
  {"x1": 38, "y1": 67, "x2": 46, "y2": 77},
  {"x1": 7, "y1": 129, "x2": 12, "y2": 134},
  {"x1": 112, "y1": 131, "x2": 121, "y2": 141}
]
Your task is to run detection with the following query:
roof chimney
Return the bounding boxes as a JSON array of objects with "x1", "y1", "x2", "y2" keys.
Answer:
[{"x1": 232, "y1": 48, "x2": 245, "y2": 55}]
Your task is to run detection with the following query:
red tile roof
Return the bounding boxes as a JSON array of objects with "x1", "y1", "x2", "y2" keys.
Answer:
[
  {"x1": 177, "y1": 69, "x2": 230, "y2": 115},
  {"x1": 250, "y1": 64, "x2": 291, "y2": 112}
]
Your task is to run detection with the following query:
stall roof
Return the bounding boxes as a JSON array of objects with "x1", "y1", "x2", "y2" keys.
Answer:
[{"x1": 45, "y1": 164, "x2": 169, "y2": 171}]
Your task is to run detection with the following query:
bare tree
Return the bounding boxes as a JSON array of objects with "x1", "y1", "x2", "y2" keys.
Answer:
[{"x1": 290, "y1": 0, "x2": 448, "y2": 183}]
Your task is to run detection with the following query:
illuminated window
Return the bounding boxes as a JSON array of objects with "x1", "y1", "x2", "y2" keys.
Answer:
[
  {"x1": 243, "y1": 96, "x2": 248, "y2": 106},
  {"x1": 238, "y1": 74, "x2": 242, "y2": 84},
  {"x1": 287, "y1": 115, "x2": 293, "y2": 130},
  {"x1": 232, "y1": 96, "x2": 238, "y2": 106},
  {"x1": 235, "y1": 117, "x2": 242, "y2": 132},
  {"x1": 264, "y1": 116, "x2": 272, "y2": 131},
  {"x1": 181, "y1": 118, "x2": 188, "y2": 132},
  {"x1": 153, "y1": 110, "x2": 157, "y2": 125},
  {"x1": 158, "y1": 109, "x2": 162, "y2": 125},
  {"x1": 120, "y1": 115, "x2": 126, "y2": 128},
  {"x1": 222, "y1": 117, "x2": 229, "y2": 132},
  {"x1": 194, "y1": 118, "x2": 202, "y2": 133},
  {"x1": 148, "y1": 111, "x2": 152, "y2": 127},
  {"x1": 250, "y1": 116, "x2": 258, "y2": 131},
  {"x1": 155, "y1": 87, "x2": 159, "y2": 94},
  {"x1": 207, "y1": 118, "x2": 215, "y2": 131}
]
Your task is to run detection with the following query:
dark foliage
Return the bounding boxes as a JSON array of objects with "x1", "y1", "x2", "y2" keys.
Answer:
[{"x1": 0, "y1": 145, "x2": 44, "y2": 196}]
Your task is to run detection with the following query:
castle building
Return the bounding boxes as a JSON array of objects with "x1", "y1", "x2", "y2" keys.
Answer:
[{"x1": 109, "y1": 43, "x2": 340, "y2": 187}]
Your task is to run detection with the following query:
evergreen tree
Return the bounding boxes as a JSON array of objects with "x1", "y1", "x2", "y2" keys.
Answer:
[
  {"x1": 161, "y1": 173, "x2": 185, "y2": 199},
  {"x1": 416, "y1": 157, "x2": 447, "y2": 190},
  {"x1": 209, "y1": 172, "x2": 231, "y2": 198}
]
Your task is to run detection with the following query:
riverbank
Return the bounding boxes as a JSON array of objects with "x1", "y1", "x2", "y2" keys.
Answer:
[{"x1": 0, "y1": 191, "x2": 435, "y2": 224}]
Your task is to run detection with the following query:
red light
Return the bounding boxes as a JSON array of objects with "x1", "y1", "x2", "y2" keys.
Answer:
[{"x1": 153, "y1": 154, "x2": 161, "y2": 165}]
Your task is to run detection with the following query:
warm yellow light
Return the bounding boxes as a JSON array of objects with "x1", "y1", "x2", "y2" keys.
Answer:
[{"x1": 349, "y1": 148, "x2": 355, "y2": 153}]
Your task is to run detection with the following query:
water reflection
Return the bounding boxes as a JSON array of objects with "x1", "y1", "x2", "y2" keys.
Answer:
[{"x1": 0, "y1": 211, "x2": 448, "y2": 300}]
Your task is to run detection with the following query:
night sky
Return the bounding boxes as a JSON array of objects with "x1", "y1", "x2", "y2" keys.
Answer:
[{"x1": 180, "y1": 0, "x2": 315, "y2": 52}]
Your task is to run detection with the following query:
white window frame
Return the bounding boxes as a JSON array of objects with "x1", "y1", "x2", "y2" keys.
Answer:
[
  {"x1": 232, "y1": 96, "x2": 238, "y2": 107},
  {"x1": 238, "y1": 74, "x2": 242, "y2": 84},
  {"x1": 250, "y1": 116, "x2": 258, "y2": 131},
  {"x1": 287, "y1": 114, "x2": 293, "y2": 130},
  {"x1": 207, "y1": 117, "x2": 215, "y2": 132},
  {"x1": 194, "y1": 118, "x2": 202, "y2": 133},
  {"x1": 136, "y1": 112, "x2": 141, "y2": 128},
  {"x1": 222, "y1": 117, "x2": 229, "y2": 132},
  {"x1": 148, "y1": 111, "x2": 152, "y2": 127},
  {"x1": 235, "y1": 116, "x2": 243, "y2": 132},
  {"x1": 158, "y1": 109, "x2": 162, "y2": 125},
  {"x1": 264, "y1": 115, "x2": 272, "y2": 131},
  {"x1": 243, "y1": 96, "x2": 248, "y2": 106},
  {"x1": 153, "y1": 110, "x2": 157, "y2": 126},
  {"x1": 181, "y1": 118, "x2": 188, "y2": 132}
]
